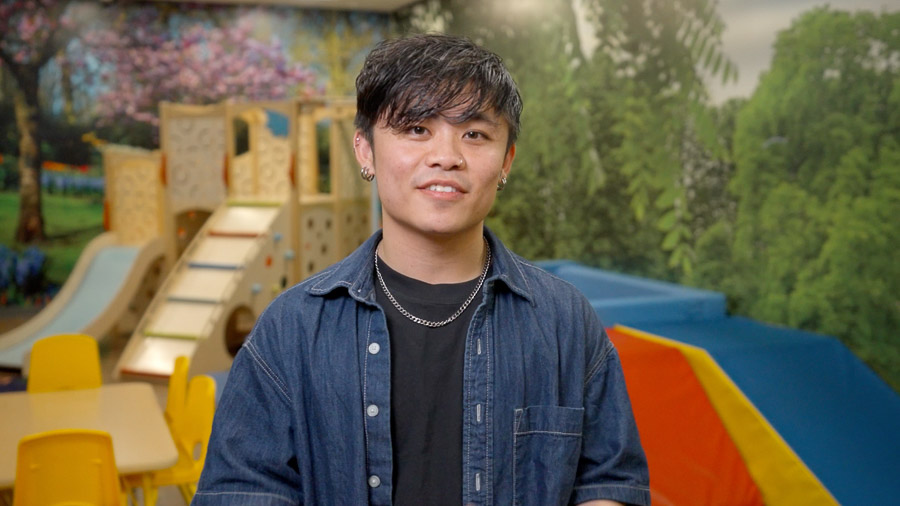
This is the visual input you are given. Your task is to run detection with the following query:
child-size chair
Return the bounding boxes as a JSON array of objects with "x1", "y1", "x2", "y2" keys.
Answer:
[
  {"x1": 125, "y1": 374, "x2": 216, "y2": 505},
  {"x1": 164, "y1": 355, "x2": 190, "y2": 434},
  {"x1": 27, "y1": 333, "x2": 102, "y2": 393},
  {"x1": 14, "y1": 428, "x2": 124, "y2": 506}
]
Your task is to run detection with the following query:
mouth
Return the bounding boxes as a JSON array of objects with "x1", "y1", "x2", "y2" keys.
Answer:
[
  {"x1": 419, "y1": 178, "x2": 467, "y2": 194},
  {"x1": 425, "y1": 184, "x2": 461, "y2": 193}
]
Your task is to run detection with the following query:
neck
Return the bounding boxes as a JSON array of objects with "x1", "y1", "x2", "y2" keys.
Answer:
[{"x1": 378, "y1": 227, "x2": 486, "y2": 284}]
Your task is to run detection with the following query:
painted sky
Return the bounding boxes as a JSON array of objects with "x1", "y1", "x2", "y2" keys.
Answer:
[{"x1": 709, "y1": 0, "x2": 898, "y2": 103}]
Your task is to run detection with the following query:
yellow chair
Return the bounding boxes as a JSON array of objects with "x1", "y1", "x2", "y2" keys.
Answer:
[
  {"x1": 27, "y1": 333, "x2": 102, "y2": 393},
  {"x1": 125, "y1": 375, "x2": 216, "y2": 506},
  {"x1": 14, "y1": 428, "x2": 124, "y2": 506},
  {"x1": 164, "y1": 356, "x2": 190, "y2": 432}
]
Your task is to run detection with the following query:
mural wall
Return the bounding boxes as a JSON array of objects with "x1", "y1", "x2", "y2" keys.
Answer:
[{"x1": 0, "y1": 0, "x2": 897, "y2": 391}]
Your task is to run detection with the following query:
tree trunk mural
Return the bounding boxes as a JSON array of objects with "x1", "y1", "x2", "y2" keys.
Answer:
[
  {"x1": 0, "y1": 0, "x2": 72, "y2": 244},
  {"x1": 13, "y1": 72, "x2": 44, "y2": 243}
]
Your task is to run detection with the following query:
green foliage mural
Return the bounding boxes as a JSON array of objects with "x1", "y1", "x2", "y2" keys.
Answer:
[{"x1": 692, "y1": 8, "x2": 900, "y2": 391}]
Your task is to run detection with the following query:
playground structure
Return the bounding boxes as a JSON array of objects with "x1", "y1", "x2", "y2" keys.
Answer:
[
  {"x1": 116, "y1": 97, "x2": 372, "y2": 379},
  {"x1": 0, "y1": 97, "x2": 373, "y2": 380}
]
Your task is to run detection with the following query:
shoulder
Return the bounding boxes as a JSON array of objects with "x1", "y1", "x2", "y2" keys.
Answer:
[
  {"x1": 263, "y1": 251, "x2": 359, "y2": 315},
  {"x1": 252, "y1": 237, "x2": 375, "y2": 328},
  {"x1": 497, "y1": 251, "x2": 614, "y2": 383},
  {"x1": 247, "y1": 261, "x2": 349, "y2": 347},
  {"x1": 507, "y1": 252, "x2": 595, "y2": 314},
  {"x1": 492, "y1": 249, "x2": 609, "y2": 356}
]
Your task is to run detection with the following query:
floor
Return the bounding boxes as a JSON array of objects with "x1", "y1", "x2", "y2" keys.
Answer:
[{"x1": 0, "y1": 308, "x2": 188, "y2": 506}]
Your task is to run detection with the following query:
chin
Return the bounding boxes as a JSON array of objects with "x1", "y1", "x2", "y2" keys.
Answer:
[
  {"x1": 385, "y1": 213, "x2": 484, "y2": 240},
  {"x1": 419, "y1": 223, "x2": 482, "y2": 240}
]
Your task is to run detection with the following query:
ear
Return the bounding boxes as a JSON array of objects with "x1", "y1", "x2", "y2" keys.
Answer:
[
  {"x1": 501, "y1": 143, "x2": 516, "y2": 178},
  {"x1": 353, "y1": 130, "x2": 374, "y2": 169}
]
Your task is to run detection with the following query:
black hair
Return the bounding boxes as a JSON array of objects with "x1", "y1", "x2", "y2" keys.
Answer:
[{"x1": 355, "y1": 33, "x2": 522, "y2": 148}]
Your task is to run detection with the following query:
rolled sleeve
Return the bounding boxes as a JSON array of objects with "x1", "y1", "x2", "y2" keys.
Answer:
[{"x1": 571, "y1": 331, "x2": 650, "y2": 506}]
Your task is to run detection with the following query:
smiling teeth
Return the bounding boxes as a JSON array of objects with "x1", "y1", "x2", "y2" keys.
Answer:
[{"x1": 428, "y1": 185, "x2": 458, "y2": 193}]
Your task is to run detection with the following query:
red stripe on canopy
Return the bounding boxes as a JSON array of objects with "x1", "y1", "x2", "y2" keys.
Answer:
[{"x1": 609, "y1": 328, "x2": 763, "y2": 506}]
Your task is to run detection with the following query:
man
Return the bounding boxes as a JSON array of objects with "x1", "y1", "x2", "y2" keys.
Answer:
[{"x1": 194, "y1": 34, "x2": 649, "y2": 506}]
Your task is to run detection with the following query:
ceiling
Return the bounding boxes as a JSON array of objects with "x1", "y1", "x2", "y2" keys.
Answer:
[{"x1": 151, "y1": 0, "x2": 421, "y2": 13}]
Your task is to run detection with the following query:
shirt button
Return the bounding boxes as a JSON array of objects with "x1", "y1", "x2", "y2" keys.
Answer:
[
  {"x1": 368, "y1": 342, "x2": 380, "y2": 354},
  {"x1": 366, "y1": 404, "x2": 379, "y2": 417},
  {"x1": 368, "y1": 475, "x2": 381, "y2": 488}
]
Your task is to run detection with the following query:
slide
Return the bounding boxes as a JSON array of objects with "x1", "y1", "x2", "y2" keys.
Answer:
[
  {"x1": 0, "y1": 232, "x2": 165, "y2": 370},
  {"x1": 116, "y1": 200, "x2": 292, "y2": 379}
]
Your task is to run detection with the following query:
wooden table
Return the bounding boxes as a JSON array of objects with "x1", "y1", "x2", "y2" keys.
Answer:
[{"x1": 0, "y1": 382, "x2": 179, "y2": 488}]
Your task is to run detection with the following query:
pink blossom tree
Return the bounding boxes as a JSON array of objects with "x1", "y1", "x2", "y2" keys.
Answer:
[
  {"x1": 80, "y1": 8, "x2": 318, "y2": 129},
  {"x1": 0, "y1": 0, "x2": 74, "y2": 242}
]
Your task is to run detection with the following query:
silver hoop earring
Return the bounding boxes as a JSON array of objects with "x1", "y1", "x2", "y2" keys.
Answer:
[
  {"x1": 497, "y1": 175, "x2": 507, "y2": 191},
  {"x1": 360, "y1": 166, "x2": 375, "y2": 182}
]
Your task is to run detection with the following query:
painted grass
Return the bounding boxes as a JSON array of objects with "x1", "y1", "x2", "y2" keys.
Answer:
[{"x1": 0, "y1": 191, "x2": 104, "y2": 285}]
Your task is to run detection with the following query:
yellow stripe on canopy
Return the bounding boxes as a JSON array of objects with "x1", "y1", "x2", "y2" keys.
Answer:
[{"x1": 613, "y1": 324, "x2": 838, "y2": 506}]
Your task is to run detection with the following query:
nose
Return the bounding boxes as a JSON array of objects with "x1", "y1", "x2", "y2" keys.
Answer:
[{"x1": 424, "y1": 131, "x2": 464, "y2": 170}]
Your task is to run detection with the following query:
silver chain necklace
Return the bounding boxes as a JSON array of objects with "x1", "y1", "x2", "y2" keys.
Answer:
[{"x1": 375, "y1": 239, "x2": 491, "y2": 328}]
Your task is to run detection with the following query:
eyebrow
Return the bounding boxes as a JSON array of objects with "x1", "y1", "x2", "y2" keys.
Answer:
[
  {"x1": 442, "y1": 110, "x2": 502, "y2": 128},
  {"x1": 470, "y1": 112, "x2": 501, "y2": 126}
]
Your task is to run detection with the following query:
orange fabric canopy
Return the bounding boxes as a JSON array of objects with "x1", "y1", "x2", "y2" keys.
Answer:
[{"x1": 609, "y1": 328, "x2": 763, "y2": 506}]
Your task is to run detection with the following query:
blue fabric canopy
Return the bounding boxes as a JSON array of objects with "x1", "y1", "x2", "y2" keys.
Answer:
[{"x1": 638, "y1": 317, "x2": 900, "y2": 506}]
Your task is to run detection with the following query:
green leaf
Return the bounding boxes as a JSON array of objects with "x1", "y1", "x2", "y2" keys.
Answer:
[
  {"x1": 661, "y1": 226, "x2": 682, "y2": 250},
  {"x1": 657, "y1": 209, "x2": 678, "y2": 231}
]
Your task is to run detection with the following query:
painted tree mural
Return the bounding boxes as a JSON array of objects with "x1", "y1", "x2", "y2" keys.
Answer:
[
  {"x1": 290, "y1": 11, "x2": 384, "y2": 95},
  {"x1": 78, "y1": 7, "x2": 318, "y2": 130},
  {"x1": 0, "y1": 0, "x2": 74, "y2": 243},
  {"x1": 692, "y1": 8, "x2": 900, "y2": 390}
]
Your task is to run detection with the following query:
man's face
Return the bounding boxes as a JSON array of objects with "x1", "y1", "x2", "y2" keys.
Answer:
[{"x1": 354, "y1": 107, "x2": 515, "y2": 242}]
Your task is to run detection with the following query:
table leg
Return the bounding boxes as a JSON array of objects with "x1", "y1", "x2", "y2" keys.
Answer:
[{"x1": 141, "y1": 473, "x2": 158, "y2": 506}]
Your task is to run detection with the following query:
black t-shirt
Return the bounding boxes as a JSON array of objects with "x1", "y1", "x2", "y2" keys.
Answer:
[{"x1": 374, "y1": 256, "x2": 483, "y2": 506}]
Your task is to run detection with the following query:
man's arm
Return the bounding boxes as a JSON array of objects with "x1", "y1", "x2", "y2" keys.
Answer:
[
  {"x1": 579, "y1": 501, "x2": 625, "y2": 506},
  {"x1": 193, "y1": 309, "x2": 303, "y2": 505},
  {"x1": 570, "y1": 310, "x2": 650, "y2": 506}
]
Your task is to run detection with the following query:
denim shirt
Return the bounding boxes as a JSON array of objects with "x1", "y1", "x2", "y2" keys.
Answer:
[{"x1": 194, "y1": 229, "x2": 650, "y2": 506}]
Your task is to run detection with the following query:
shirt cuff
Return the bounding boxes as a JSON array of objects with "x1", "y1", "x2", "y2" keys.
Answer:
[{"x1": 571, "y1": 483, "x2": 651, "y2": 506}]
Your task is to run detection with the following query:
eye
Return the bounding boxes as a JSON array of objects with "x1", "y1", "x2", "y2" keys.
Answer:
[
  {"x1": 464, "y1": 130, "x2": 487, "y2": 140},
  {"x1": 408, "y1": 126, "x2": 428, "y2": 135}
]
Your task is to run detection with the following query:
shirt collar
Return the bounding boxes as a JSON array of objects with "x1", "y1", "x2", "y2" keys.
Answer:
[{"x1": 307, "y1": 227, "x2": 535, "y2": 305}]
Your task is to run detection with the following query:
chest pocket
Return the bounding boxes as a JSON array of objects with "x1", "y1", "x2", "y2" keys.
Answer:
[{"x1": 513, "y1": 405, "x2": 584, "y2": 506}]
